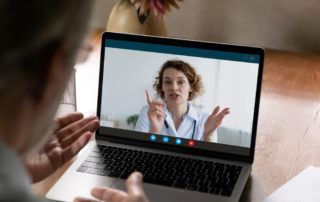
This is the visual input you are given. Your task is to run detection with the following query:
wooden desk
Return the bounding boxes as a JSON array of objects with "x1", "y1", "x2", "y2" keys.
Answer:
[
  {"x1": 240, "y1": 50, "x2": 320, "y2": 202},
  {"x1": 33, "y1": 29, "x2": 320, "y2": 202}
]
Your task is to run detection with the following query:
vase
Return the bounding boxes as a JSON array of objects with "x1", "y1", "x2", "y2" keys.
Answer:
[{"x1": 106, "y1": 0, "x2": 168, "y2": 36}]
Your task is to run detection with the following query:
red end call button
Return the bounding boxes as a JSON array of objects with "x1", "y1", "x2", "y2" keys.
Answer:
[{"x1": 188, "y1": 140, "x2": 194, "y2": 146}]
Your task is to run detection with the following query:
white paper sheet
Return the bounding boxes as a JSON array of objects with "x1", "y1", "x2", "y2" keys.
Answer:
[{"x1": 264, "y1": 166, "x2": 320, "y2": 202}]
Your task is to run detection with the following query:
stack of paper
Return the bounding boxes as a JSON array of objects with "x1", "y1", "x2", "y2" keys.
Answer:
[{"x1": 264, "y1": 166, "x2": 320, "y2": 202}]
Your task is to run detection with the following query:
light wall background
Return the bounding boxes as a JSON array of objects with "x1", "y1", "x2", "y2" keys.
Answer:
[{"x1": 89, "y1": 0, "x2": 320, "y2": 53}]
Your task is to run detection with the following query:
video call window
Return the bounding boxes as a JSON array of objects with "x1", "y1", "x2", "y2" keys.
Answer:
[{"x1": 100, "y1": 42, "x2": 259, "y2": 149}]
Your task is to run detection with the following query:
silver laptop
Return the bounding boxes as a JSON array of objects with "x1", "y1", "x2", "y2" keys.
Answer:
[{"x1": 47, "y1": 32, "x2": 264, "y2": 202}]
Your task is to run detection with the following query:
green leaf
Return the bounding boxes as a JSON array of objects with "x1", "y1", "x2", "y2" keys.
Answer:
[{"x1": 127, "y1": 114, "x2": 139, "y2": 127}]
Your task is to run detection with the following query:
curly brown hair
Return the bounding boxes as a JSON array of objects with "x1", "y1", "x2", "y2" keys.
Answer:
[{"x1": 153, "y1": 60, "x2": 203, "y2": 101}]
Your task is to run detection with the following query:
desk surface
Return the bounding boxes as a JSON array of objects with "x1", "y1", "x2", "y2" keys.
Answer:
[{"x1": 32, "y1": 29, "x2": 320, "y2": 202}]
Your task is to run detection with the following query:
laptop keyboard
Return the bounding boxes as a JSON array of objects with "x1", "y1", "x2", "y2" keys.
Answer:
[{"x1": 77, "y1": 145, "x2": 242, "y2": 197}]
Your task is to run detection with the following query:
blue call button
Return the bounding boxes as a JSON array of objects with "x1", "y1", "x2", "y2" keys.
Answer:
[
  {"x1": 176, "y1": 138, "x2": 182, "y2": 144},
  {"x1": 163, "y1": 136, "x2": 169, "y2": 143},
  {"x1": 150, "y1": 135, "x2": 156, "y2": 141}
]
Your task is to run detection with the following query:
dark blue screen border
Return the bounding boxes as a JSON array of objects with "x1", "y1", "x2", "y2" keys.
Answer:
[{"x1": 105, "y1": 39, "x2": 260, "y2": 64}]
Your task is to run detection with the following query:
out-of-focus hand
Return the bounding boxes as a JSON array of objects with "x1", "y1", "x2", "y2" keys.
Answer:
[
  {"x1": 203, "y1": 106, "x2": 230, "y2": 142},
  {"x1": 23, "y1": 112, "x2": 99, "y2": 183},
  {"x1": 146, "y1": 90, "x2": 166, "y2": 134},
  {"x1": 74, "y1": 172, "x2": 149, "y2": 202}
]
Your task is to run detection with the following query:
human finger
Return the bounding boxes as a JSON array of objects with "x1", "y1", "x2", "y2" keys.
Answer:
[
  {"x1": 54, "y1": 112, "x2": 84, "y2": 132},
  {"x1": 91, "y1": 186, "x2": 127, "y2": 202},
  {"x1": 73, "y1": 197, "x2": 98, "y2": 202},
  {"x1": 148, "y1": 104, "x2": 165, "y2": 117},
  {"x1": 44, "y1": 139, "x2": 60, "y2": 153},
  {"x1": 149, "y1": 104, "x2": 166, "y2": 115},
  {"x1": 149, "y1": 103, "x2": 165, "y2": 113},
  {"x1": 146, "y1": 90, "x2": 152, "y2": 105},
  {"x1": 214, "y1": 108, "x2": 230, "y2": 126},
  {"x1": 56, "y1": 116, "x2": 98, "y2": 141},
  {"x1": 47, "y1": 146, "x2": 64, "y2": 170},
  {"x1": 60, "y1": 119, "x2": 99, "y2": 148},
  {"x1": 217, "y1": 108, "x2": 230, "y2": 119},
  {"x1": 221, "y1": 108, "x2": 230, "y2": 115},
  {"x1": 151, "y1": 101, "x2": 166, "y2": 107},
  {"x1": 210, "y1": 106, "x2": 220, "y2": 118},
  {"x1": 126, "y1": 172, "x2": 148, "y2": 201},
  {"x1": 62, "y1": 132, "x2": 92, "y2": 163},
  {"x1": 152, "y1": 109, "x2": 166, "y2": 118},
  {"x1": 153, "y1": 104, "x2": 166, "y2": 113}
]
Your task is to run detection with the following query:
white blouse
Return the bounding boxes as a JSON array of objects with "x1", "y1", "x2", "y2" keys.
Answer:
[{"x1": 135, "y1": 103, "x2": 217, "y2": 142}]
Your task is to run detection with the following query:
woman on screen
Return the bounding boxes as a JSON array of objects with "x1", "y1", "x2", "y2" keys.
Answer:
[{"x1": 135, "y1": 60, "x2": 230, "y2": 142}]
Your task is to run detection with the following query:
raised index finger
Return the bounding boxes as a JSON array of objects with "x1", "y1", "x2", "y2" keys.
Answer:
[{"x1": 146, "y1": 90, "x2": 152, "y2": 105}]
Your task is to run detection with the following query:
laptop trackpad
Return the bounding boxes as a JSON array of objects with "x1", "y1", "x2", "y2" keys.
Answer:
[{"x1": 112, "y1": 180, "x2": 182, "y2": 202}]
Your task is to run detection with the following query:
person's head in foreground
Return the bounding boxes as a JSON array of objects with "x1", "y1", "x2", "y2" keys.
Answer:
[
  {"x1": 0, "y1": 1, "x2": 148, "y2": 202},
  {"x1": 153, "y1": 60, "x2": 203, "y2": 108}
]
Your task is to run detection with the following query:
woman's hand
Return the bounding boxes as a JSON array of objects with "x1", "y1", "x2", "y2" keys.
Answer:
[
  {"x1": 23, "y1": 113, "x2": 99, "y2": 183},
  {"x1": 203, "y1": 106, "x2": 230, "y2": 142},
  {"x1": 74, "y1": 172, "x2": 149, "y2": 202},
  {"x1": 146, "y1": 90, "x2": 166, "y2": 134}
]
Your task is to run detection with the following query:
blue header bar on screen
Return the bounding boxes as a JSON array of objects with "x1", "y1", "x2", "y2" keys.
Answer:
[{"x1": 105, "y1": 39, "x2": 260, "y2": 63}]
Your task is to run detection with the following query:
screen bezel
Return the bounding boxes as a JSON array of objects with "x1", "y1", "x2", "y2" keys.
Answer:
[{"x1": 96, "y1": 31, "x2": 264, "y2": 163}]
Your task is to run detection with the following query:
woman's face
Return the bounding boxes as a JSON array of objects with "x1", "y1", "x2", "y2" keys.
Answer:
[{"x1": 162, "y1": 67, "x2": 192, "y2": 106}]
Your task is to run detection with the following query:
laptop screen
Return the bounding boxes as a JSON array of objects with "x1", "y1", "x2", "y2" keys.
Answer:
[{"x1": 97, "y1": 32, "x2": 264, "y2": 160}]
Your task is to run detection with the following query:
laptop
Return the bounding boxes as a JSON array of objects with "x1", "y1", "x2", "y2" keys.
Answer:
[{"x1": 47, "y1": 32, "x2": 264, "y2": 202}]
